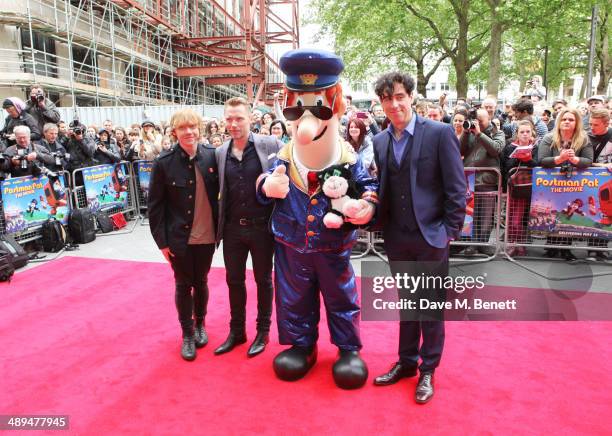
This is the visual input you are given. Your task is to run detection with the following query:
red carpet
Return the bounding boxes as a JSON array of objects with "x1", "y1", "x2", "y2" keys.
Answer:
[{"x1": 1, "y1": 257, "x2": 611, "y2": 435}]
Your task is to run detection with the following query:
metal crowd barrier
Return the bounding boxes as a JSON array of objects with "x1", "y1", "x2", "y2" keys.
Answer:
[
  {"x1": 503, "y1": 166, "x2": 612, "y2": 261},
  {"x1": 71, "y1": 161, "x2": 138, "y2": 219},
  {"x1": 132, "y1": 160, "x2": 152, "y2": 221},
  {"x1": 0, "y1": 171, "x2": 73, "y2": 244}
]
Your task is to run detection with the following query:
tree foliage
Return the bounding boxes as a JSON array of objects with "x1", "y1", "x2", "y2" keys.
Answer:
[{"x1": 308, "y1": 0, "x2": 611, "y2": 100}]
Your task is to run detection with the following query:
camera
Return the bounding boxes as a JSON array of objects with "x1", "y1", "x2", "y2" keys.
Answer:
[
  {"x1": 16, "y1": 148, "x2": 29, "y2": 170},
  {"x1": 51, "y1": 150, "x2": 70, "y2": 167},
  {"x1": 69, "y1": 118, "x2": 83, "y2": 135},
  {"x1": 463, "y1": 108, "x2": 478, "y2": 130},
  {"x1": 560, "y1": 162, "x2": 574, "y2": 179},
  {"x1": 31, "y1": 89, "x2": 45, "y2": 103}
]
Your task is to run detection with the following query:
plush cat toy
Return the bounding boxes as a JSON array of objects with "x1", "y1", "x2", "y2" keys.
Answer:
[{"x1": 319, "y1": 163, "x2": 360, "y2": 229}]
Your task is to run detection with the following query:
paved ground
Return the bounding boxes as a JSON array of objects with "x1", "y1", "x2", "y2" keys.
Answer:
[{"x1": 24, "y1": 216, "x2": 612, "y2": 294}]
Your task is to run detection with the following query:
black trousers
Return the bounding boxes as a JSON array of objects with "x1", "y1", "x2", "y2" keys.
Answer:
[
  {"x1": 384, "y1": 228, "x2": 449, "y2": 373},
  {"x1": 169, "y1": 243, "x2": 215, "y2": 336},
  {"x1": 222, "y1": 222, "x2": 274, "y2": 333}
]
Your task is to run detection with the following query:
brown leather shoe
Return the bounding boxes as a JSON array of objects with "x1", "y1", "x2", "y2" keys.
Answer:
[
  {"x1": 415, "y1": 372, "x2": 434, "y2": 404},
  {"x1": 373, "y1": 362, "x2": 417, "y2": 386}
]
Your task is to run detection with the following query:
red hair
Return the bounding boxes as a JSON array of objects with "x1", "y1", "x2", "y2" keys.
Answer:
[{"x1": 284, "y1": 83, "x2": 346, "y2": 115}]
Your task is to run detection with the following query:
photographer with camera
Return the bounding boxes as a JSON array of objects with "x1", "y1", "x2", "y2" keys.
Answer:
[
  {"x1": 36, "y1": 123, "x2": 70, "y2": 172},
  {"x1": 1, "y1": 98, "x2": 41, "y2": 149},
  {"x1": 460, "y1": 108, "x2": 505, "y2": 255},
  {"x1": 538, "y1": 107, "x2": 593, "y2": 261},
  {"x1": 94, "y1": 127, "x2": 121, "y2": 165},
  {"x1": 24, "y1": 85, "x2": 61, "y2": 135},
  {"x1": 64, "y1": 120, "x2": 95, "y2": 171},
  {"x1": 2, "y1": 125, "x2": 54, "y2": 178}
]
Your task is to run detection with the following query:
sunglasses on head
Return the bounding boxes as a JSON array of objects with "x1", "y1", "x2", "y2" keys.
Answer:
[{"x1": 283, "y1": 94, "x2": 336, "y2": 121}]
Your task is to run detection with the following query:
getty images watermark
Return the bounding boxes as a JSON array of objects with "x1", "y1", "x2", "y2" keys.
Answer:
[{"x1": 360, "y1": 260, "x2": 612, "y2": 321}]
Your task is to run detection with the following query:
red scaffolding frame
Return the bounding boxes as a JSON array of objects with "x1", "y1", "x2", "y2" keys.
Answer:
[{"x1": 113, "y1": 0, "x2": 299, "y2": 105}]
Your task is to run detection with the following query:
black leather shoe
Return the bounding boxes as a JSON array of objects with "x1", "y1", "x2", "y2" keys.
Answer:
[
  {"x1": 194, "y1": 325, "x2": 208, "y2": 349},
  {"x1": 181, "y1": 335, "x2": 196, "y2": 361},
  {"x1": 247, "y1": 332, "x2": 269, "y2": 358},
  {"x1": 332, "y1": 350, "x2": 368, "y2": 389},
  {"x1": 373, "y1": 362, "x2": 418, "y2": 386},
  {"x1": 415, "y1": 372, "x2": 434, "y2": 404},
  {"x1": 273, "y1": 345, "x2": 317, "y2": 381},
  {"x1": 214, "y1": 330, "x2": 247, "y2": 355}
]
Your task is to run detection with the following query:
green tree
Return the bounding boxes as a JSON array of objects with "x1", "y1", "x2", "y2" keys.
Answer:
[
  {"x1": 308, "y1": 0, "x2": 448, "y2": 97},
  {"x1": 402, "y1": 0, "x2": 491, "y2": 98}
]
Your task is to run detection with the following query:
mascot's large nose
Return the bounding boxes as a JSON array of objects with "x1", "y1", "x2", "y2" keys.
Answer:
[{"x1": 296, "y1": 114, "x2": 321, "y2": 144}]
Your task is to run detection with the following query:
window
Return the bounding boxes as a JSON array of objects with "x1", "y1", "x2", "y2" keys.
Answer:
[
  {"x1": 440, "y1": 83, "x2": 450, "y2": 92},
  {"x1": 72, "y1": 46, "x2": 98, "y2": 86},
  {"x1": 20, "y1": 28, "x2": 58, "y2": 78}
]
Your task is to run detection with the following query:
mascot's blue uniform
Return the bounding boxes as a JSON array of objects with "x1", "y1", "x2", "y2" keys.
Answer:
[{"x1": 257, "y1": 140, "x2": 377, "y2": 350}]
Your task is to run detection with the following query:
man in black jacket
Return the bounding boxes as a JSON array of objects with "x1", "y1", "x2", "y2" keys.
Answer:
[
  {"x1": 24, "y1": 85, "x2": 61, "y2": 134},
  {"x1": 64, "y1": 121, "x2": 95, "y2": 172},
  {"x1": 36, "y1": 123, "x2": 70, "y2": 172},
  {"x1": 148, "y1": 108, "x2": 219, "y2": 361}
]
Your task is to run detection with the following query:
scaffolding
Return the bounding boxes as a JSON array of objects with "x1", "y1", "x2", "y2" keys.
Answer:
[{"x1": 0, "y1": 0, "x2": 298, "y2": 107}]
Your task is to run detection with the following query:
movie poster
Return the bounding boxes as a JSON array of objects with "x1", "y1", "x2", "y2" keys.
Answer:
[
  {"x1": 462, "y1": 170, "x2": 475, "y2": 237},
  {"x1": 529, "y1": 167, "x2": 612, "y2": 240},
  {"x1": 81, "y1": 164, "x2": 129, "y2": 212},
  {"x1": 1, "y1": 175, "x2": 71, "y2": 234},
  {"x1": 136, "y1": 161, "x2": 153, "y2": 205}
]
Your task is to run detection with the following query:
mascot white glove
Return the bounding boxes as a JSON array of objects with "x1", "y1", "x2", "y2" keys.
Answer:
[
  {"x1": 344, "y1": 199, "x2": 375, "y2": 225},
  {"x1": 263, "y1": 165, "x2": 290, "y2": 199}
]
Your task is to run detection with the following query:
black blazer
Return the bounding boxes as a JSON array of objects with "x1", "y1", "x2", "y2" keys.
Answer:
[
  {"x1": 148, "y1": 143, "x2": 219, "y2": 256},
  {"x1": 373, "y1": 115, "x2": 466, "y2": 248}
]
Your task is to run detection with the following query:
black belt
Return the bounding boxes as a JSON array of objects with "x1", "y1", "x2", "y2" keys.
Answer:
[{"x1": 228, "y1": 217, "x2": 268, "y2": 226}]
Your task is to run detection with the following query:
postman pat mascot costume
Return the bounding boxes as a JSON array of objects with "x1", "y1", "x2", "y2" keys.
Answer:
[{"x1": 256, "y1": 49, "x2": 378, "y2": 389}]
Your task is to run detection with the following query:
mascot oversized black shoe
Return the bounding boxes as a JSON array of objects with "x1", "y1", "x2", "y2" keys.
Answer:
[
  {"x1": 273, "y1": 345, "x2": 318, "y2": 381},
  {"x1": 332, "y1": 350, "x2": 368, "y2": 389}
]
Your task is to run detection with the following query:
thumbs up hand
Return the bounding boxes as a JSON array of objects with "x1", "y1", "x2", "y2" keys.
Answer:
[{"x1": 263, "y1": 165, "x2": 290, "y2": 198}]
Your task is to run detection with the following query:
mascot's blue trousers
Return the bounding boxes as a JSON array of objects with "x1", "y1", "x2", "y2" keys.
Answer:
[{"x1": 274, "y1": 243, "x2": 362, "y2": 351}]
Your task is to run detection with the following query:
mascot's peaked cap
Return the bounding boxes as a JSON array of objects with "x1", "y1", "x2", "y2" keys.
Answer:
[{"x1": 280, "y1": 49, "x2": 344, "y2": 91}]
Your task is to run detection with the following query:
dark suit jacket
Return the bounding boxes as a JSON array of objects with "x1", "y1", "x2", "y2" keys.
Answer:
[
  {"x1": 148, "y1": 143, "x2": 219, "y2": 256},
  {"x1": 214, "y1": 133, "x2": 283, "y2": 243},
  {"x1": 373, "y1": 116, "x2": 466, "y2": 249}
]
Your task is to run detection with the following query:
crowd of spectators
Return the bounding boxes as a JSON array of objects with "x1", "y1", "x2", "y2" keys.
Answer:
[{"x1": 1, "y1": 81, "x2": 610, "y2": 260}]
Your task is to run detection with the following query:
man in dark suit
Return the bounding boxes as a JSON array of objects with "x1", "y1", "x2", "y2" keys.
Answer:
[
  {"x1": 371, "y1": 72, "x2": 466, "y2": 404},
  {"x1": 214, "y1": 97, "x2": 283, "y2": 357},
  {"x1": 148, "y1": 108, "x2": 219, "y2": 361}
]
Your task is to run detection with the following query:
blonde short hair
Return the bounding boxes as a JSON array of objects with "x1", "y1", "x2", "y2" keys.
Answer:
[{"x1": 169, "y1": 108, "x2": 204, "y2": 132}]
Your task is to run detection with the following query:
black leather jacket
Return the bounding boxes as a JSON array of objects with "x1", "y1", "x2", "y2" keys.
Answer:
[
  {"x1": 65, "y1": 135, "x2": 95, "y2": 170},
  {"x1": 148, "y1": 144, "x2": 219, "y2": 256}
]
